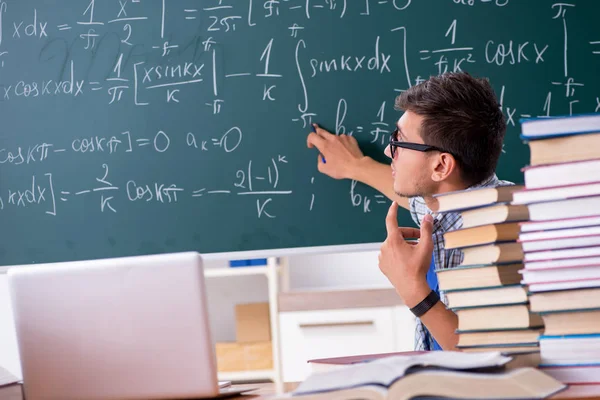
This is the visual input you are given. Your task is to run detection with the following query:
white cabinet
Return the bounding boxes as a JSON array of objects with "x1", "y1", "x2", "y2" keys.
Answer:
[
  {"x1": 393, "y1": 305, "x2": 417, "y2": 351},
  {"x1": 279, "y1": 305, "x2": 416, "y2": 383}
]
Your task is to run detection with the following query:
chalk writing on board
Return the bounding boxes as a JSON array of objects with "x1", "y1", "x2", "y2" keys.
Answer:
[
  {"x1": 309, "y1": 176, "x2": 315, "y2": 211},
  {"x1": 0, "y1": 1, "x2": 7, "y2": 47},
  {"x1": 127, "y1": 181, "x2": 184, "y2": 204},
  {"x1": 0, "y1": 153, "x2": 293, "y2": 217},
  {"x1": 12, "y1": 9, "x2": 48, "y2": 40},
  {"x1": 370, "y1": 101, "x2": 390, "y2": 146},
  {"x1": 1, "y1": 0, "x2": 599, "y2": 233},
  {"x1": 308, "y1": 36, "x2": 391, "y2": 76},
  {"x1": 2, "y1": 173, "x2": 56, "y2": 216},
  {"x1": 1, "y1": 127, "x2": 243, "y2": 164},
  {"x1": 351, "y1": 180, "x2": 371, "y2": 214},
  {"x1": 452, "y1": 0, "x2": 509, "y2": 6},
  {"x1": 335, "y1": 99, "x2": 350, "y2": 135},
  {"x1": 485, "y1": 41, "x2": 548, "y2": 66},
  {"x1": 0, "y1": 142, "x2": 52, "y2": 165},
  {"x1": 293, "y1": 39, "x2": 314, "y2": 128}
]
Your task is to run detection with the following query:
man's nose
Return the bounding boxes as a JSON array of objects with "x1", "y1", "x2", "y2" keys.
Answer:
[{"x1": 384, "y1": 144, "x2": 392, "y2": 159}]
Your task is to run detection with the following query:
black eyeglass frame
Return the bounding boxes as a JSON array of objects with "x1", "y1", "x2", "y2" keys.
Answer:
[{"x1": 389, "y1": 128, "x2": 458, "y2": 160}]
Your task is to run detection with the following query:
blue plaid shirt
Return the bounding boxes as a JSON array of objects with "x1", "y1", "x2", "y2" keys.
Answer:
[{"x1": 409, "y1": 174, "x2": 514, "y2": 351}]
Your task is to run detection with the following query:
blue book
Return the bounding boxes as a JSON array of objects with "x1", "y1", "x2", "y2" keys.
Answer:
[
  {"x1": 539, "y1": 334, "x2": 600, "y2": 368},
  {"x1": 520, "y1": 113, "x2": 600, "y2": 140},
  {"x1": 540, "y1": 333, "x2": 600, "y2": 340}
]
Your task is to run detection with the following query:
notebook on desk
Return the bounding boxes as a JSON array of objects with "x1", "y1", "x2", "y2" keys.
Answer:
[{"x1": 6, "y1": 252, "x2": 254, "y2": 400}]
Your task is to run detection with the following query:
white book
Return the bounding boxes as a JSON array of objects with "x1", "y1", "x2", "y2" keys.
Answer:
[
  {"x1": 286, "y1": 351, "x2": 545, "y2": 399},
  {"x1": 540, "y1": 335, "x2": 600, "y2": 366},
  {"x1": 520, "y1": 215, "x2": 600, "y2": 233},
  {"x1": 527, "y1": 196, "x2": 600, "y2": 221},
  {"x1": 521, "y1": 235, "x2": 600, "y2": 252},
  {"x1": 521, "y1": 265, "x2": 600, "y2": 285},
  {"x1": 512, "y1": 182, "x2": 600, "y2": 205},
  {"x1": 526, "y1": 256, "x2": 600, "y2": 270},
  {"x1": 524, "y1": 159, "x2": 600, "y2": 190},
  {"x1": 528, "y1": 278, "x2": 600, "y2": 293},
  {"x1": 525, "y1": 246, "x2": 600, "y2": 262},
  {"x1": 520, "y1": 225, "x2": 600, "y2": 242},
  {"x1": 299, "y1": 351, "x2": 511, "y2": 392}
]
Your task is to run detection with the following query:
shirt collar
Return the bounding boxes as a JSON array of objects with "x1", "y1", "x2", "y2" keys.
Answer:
[
  {"x1": 465, "y1": 173, "x2": 501, "y2": 191},
  {"x1": 427, "y1": 174, "x2": 502, "y2": 225}
]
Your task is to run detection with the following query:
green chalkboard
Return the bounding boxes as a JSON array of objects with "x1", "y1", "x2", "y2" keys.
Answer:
[{"x1": 1, "y1": 0, "x2": 599, "y2": 265}]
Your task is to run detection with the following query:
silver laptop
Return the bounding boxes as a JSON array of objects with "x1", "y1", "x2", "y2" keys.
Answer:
[{"x1": 7, "y1": 252, "x2": 249, "y2": 400}]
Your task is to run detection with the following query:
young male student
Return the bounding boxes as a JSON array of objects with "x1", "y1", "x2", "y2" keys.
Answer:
[{"x1": 306, "y1": 72, "x2": 512, "y2": 351}]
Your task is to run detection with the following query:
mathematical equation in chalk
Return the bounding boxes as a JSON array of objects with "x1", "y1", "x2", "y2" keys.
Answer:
[
  {"x1": 0, "y1": 157, "x2": 389, "y2": 219},
  {"x1": 1, "y1": 0, "x2": 600, "y2": 226}
]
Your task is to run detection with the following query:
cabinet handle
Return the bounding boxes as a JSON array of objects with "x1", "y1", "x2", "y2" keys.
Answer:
[{"x1": 299, "y1": 320, "x2": 375, "y2": 329}]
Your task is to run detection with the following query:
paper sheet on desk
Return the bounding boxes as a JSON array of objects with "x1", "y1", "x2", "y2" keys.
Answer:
[{"x1": 0, "y1": 366, "x2": 19, "y2": 387}]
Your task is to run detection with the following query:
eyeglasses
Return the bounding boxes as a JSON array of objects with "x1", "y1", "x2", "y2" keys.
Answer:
[{"x1": 389, "y1": 128, "x2": 457, "y2": 160}]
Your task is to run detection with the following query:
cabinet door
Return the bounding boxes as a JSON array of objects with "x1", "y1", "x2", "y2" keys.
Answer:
[
  {"x1": 279, "y1": 307, "x2": 396, "y2": 383},
  {"x1": 393, "y1": 305, "x2": 416, "y2": 351}
]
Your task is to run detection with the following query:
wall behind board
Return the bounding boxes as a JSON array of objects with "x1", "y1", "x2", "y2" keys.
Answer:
[{"x1": 1, "y1": 1, "x2": 600, "y2": 265}]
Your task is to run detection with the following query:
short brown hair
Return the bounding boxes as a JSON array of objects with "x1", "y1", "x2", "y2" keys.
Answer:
[{"x1": 395, "y1": 72, "x2": 506, "y2": 186}]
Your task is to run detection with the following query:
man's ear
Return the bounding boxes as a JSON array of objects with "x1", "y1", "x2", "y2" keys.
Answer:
[{"x1": 430, "y1": 153, "x2": 458, "y2": 182}]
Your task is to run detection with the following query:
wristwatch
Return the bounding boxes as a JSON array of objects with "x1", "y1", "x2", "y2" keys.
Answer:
[{"x1": 410, "y1": 290, "x2": 440, "y2": 318}]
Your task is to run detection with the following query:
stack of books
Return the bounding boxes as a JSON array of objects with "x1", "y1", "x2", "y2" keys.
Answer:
[
  {"x1": 514, "y1": 113, "x2": 600, "y2": 384},
  {"x1": 433, "y1": 186, "x2": 543, "y2": 354}
]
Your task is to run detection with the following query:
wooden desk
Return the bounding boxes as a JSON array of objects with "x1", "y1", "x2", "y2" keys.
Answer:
[
  {"x1": 553, "y1": 385, "x2": 600, "y2": 400},
  {"x1": 229, "y1": 383, "x2": 600, "y2": 399}
]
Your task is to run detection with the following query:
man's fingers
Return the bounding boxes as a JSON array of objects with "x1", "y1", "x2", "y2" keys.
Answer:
[
  {"x1": 314, "y1": 124, "x2": 334, "y2": 140},
  {"x1": 307, "y1": 132, "x2": 326, "y2": 150},
  {"x1": 397, "y1": 227, "x2": 421, "y2": 240},
  {"x1": 317, "y1": 154, "x2": 327, "y2": 172},
  {"x1": 418, "y1": 214, "x2": 435, "y2": 254},
  {"x1": 385, "y1": 201, "x2": 399, "y2": 236}
]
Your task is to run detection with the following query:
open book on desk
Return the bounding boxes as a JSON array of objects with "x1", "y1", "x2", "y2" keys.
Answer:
[
  {"x1": 279, "y1": 351, "x2": 565, "y2": 400},
  {"x1": 307, "y1": 349, "x2": 541, "y2": 374}
]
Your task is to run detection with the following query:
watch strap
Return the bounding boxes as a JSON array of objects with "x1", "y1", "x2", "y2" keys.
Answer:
[{"x1": 410, "y1": 290, "x2": 440, "y2": 318}]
